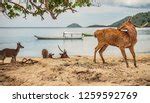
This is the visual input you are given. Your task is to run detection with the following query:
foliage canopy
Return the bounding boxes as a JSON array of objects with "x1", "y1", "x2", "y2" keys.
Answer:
[{"x1": 0, "y1": 0, "x2": 92, "y2": 19}]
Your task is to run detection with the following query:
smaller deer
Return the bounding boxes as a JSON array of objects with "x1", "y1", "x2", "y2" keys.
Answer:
[
  {"x1": 42, "y1": 49, "x2": 54, "y2": 58},
  {"x1": 1, "y1": 42, "x2": 24, "y2": 63},
  {"x1": 58, "y1": 45, "x2": 69, "y2": 58},
  {"x1": 42, "y1": 49, "x2": 48, "y2": 58}
]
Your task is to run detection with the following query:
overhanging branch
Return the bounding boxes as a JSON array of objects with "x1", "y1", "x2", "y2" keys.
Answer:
[{"x1": 0, "y1": 0, "x2": 92, "y2": 20}]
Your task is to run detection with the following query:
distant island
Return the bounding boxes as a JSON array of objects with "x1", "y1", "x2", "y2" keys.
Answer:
[
  {"x1": 67, "y1": 23, "x2": 82, "y2": 28},
  {"x1": 87, "y1": 25, "x2": 108, "y2": 27}
]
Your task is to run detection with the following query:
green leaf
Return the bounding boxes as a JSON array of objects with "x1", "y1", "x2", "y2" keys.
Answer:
[
  {"x1": 27, "y1": 5, "x2": 32, "y2": 10},
  {"x1": 6, "y1": 5, "x2": 12, "y2": 10}
]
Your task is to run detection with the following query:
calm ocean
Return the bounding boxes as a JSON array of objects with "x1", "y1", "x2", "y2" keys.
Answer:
[{"x1": 0, "y1": 27, "x2": 150, "y2": 57}]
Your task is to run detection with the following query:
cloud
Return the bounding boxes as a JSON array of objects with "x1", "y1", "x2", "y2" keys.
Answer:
[{"x1": 98, "y1": 0, "x2": 150, "y2": 8}]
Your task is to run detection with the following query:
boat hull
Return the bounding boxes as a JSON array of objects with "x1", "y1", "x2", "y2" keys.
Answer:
[
  {"x1": 82, "y1": 33, "x2": 93, "y2": 37},
  {"x1": 34, "y1": 35, "x2": 83, "y2": 40}
]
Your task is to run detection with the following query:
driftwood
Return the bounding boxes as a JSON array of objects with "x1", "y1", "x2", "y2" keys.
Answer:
[
  {"x1": 58, "y1": 45, "x2": 69, "y2": 58},
  {"x1": 21, "y1": 58, "x2": 38, "y2": 64}
]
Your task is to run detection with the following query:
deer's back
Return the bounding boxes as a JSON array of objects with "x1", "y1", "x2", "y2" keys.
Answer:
[
  {"x1": 3, "y1": 48, "x2": 17, "y2": 57},
  {"x1": 95, "y1": 28, "x2": 131, "y2": 47}
]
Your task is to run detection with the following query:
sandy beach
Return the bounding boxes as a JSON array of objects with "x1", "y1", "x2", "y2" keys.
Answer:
[{"x1": 0, "y1": 54, "x2": 150, "y2": 86}]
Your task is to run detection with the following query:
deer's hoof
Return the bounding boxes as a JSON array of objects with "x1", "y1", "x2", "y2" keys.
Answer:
[
  {"x1": 134, "y1": 65, "x2": 138, "y2": 68},
  {"x1": 103, "y1": 62, "x2": 107, "y2": 64}
]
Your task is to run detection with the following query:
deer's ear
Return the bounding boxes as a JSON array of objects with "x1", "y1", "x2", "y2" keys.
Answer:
[{"x1": 127, "y1": 17, "x2": 132, "y2": 22}]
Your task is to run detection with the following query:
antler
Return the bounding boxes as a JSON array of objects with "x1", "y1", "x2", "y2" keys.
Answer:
[{"x1": 58, "y1": 45, "x2": 64, "y2": 53}]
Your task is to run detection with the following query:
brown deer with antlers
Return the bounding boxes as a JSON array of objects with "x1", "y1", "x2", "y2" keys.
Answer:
[
  {"x1": 94, "y1": 18, "x2": 137, "y2": 67},
  {"x1": 58, "y1": 45, "x2": 69, "y2": 58},
  {"x1": 0, "y1": 42, "x2": 24, "y2": 63}
]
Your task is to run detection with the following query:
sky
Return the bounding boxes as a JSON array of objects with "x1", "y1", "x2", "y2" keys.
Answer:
[{"x1": 0, "y1": 0, "x2": 150, "y2": 27}]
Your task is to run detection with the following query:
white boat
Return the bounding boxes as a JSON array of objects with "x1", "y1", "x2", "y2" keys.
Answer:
[
  {"x1": 34, "y1": 32, "x2": 84, "y2": 40},
  {"x1": 34, "y1": 35, "x2": 83, "y2": 40}
]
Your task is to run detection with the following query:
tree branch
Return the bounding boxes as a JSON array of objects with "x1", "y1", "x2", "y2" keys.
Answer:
[
  {"x1": 1, "y1": 0, "x2": 91, "y2": 20},
  {"x1": 9, "y1": 1, "x2": 34, "y2": 18}
]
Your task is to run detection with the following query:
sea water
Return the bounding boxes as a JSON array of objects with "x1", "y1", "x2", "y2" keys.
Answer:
[{"x1": 0, "y1": 27, "x2": 150, "y2": 57}]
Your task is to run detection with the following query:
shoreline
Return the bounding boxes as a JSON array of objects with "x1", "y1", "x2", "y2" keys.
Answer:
[
  {"x1": 7, "y1": 52, "x2": 150, "y2": 59},
  {"x1": 0, "y1": 54, "x2": 150, "y2": 86}
]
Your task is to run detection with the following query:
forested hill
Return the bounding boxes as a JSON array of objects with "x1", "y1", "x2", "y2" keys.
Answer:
[
  {"x1": 109, "y1": 11, "x2": 150, "y2": 27},
  {"x1": 67, "y1": 23, "x2": 82, "y2": 28}
]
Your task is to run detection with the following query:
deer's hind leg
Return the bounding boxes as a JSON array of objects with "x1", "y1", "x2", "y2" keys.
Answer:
[
  {"x1": 93, "y1": 43, "x2": 105, "y2": 63},
  {"x1": 120, "y1": 47, "x2": 129, "y2": 68},
  {"x1": 129, "y1": 46, "x2": 137, "y2": 67},
  {"x1": 99, "y1": 45, "x2": 108, "y2": 64},
  {"x1": 11, "y1": 56, "x2": 16, "y2": 63}
]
